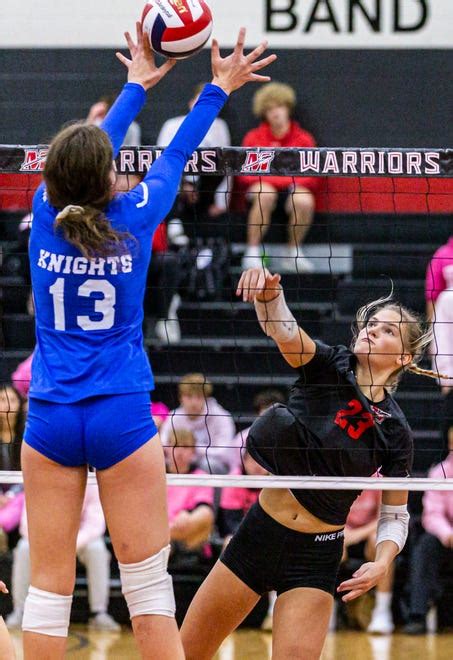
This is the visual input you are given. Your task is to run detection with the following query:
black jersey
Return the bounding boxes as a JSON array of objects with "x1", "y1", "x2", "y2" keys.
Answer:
[{"x1": 247, "y1": 340, "x2": 413, "y2": 525}]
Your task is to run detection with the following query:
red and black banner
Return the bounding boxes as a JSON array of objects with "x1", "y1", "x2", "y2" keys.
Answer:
[{"x1": 0, "y1": 145, "x2": 452, "y2": 178}]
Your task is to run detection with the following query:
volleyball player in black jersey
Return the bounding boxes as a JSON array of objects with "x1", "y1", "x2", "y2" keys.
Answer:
[{"x1": 181, "y1": 267, "x2": 442, "y2": 659}]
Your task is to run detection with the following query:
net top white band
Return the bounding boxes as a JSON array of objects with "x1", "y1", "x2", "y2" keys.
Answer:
[{"x1": 1, "y1": 472, "x2": 453, "y2": 491}]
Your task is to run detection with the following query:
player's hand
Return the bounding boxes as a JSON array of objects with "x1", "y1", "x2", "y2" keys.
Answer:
[
  {"x1": 337, "y1": 561, "x2": 387, "y2": 602},
  {"x1": 116, "y1": 21, "x2": 176, "y2": 91},
  {"x1": 0, "y1": 581, "x2": 9, "y2": 594},
  {"x1": 236, "y1": 267, "x2": 282, "y2": 304},
  {"x1": 211, "y1": 27, "x2": 277, "y2": 95}
]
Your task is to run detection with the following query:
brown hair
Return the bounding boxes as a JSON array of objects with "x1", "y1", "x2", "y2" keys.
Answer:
[
  {"x1": 352, "y1": 294, "x2": 451, "y2": 391},
  {"x1": 178, "y1": 373, "x2": 213, "y2": 398},
  {"x1": 253, "y1": 82, "x2": 296, "y2": 119},
  {"x1": 44, "y1": 122, "x2": 132, "y2": 258},
  {"x1": 253, "y1": 388, "x2": 286, "y2": 413}
]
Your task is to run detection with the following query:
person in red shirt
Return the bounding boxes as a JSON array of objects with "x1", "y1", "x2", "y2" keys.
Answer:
[{"x1": 239, "y1": 82, "x2": 319, "y2": 273}]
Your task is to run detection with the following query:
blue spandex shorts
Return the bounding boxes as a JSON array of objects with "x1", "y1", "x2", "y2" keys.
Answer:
[{"x1": 24, "y1": 392, "x2": 158, "y2": 470}]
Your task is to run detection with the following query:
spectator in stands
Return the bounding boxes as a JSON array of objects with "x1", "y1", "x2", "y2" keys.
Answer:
[
  {"x1": 160, "y1": 373, "x2": 236, "y2": 474},
  {"x1": 239, "y1": 82, "x2": 319, "y2": 273},
  {"x1": 0, "y1": 386, "x2": 22, "y2": 447},
  {"x1": 403, "y1": 432, "x2": 453, "y2": 634},
  {"x1": 425, "y1": 238, "x2": 453, "y2": 517},
  {"x1": 219, "y1": 450, "x2": 268, "y2": 543},
  {"x1": 6, "y1": 483, "x2": 119, "y2": 632},
  {"x1": 87, "y1": 94, "x2": 141, "y2": 146},
  {"x1": 115, "y1": 174, "x2": 187, "y2": 345},
  {"x1": 144, "y1": 221, "x2": 185, "y2": 345},
  {"x1": 425, "y1": 236, "x2": 453, "y2": 323},
  {"x1": 152, "y1": 401, "x2": 170, "y2": 431},
  {"x1": 157, "y1": 82, "x2": 231, "y2": 220},
  {"x1": 11, "y1": 355, "x2": 32, "y2": 402},
  {"x1": 0, "y1": 582, "x2": 15, "y2": 659},
  {"x1": 0, "y1": 487, "x2": 24, "y2": 554},
  {"x1": 165, "y1": 429, "x2": 215, "y2": 552},
  {"x1": 232, "y1": 388, "x2": 286, "y2": 461},
  {"x1": 341, "y1": 489, "x2": 395, "y2": 634}
]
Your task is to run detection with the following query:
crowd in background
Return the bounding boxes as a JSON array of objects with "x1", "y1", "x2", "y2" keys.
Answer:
[{"x1": 0, "y1": 80, "x2": 452, "y2": 636}]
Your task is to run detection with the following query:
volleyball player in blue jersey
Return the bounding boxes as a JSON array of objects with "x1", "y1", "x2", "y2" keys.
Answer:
[{"x1": 21, "y1": 24, "x2": 276, "y2": 659}]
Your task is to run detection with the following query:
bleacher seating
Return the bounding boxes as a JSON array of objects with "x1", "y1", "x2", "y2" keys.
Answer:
[{"x1": 1, "y1": 207, "x2": 451, "y2": 627}]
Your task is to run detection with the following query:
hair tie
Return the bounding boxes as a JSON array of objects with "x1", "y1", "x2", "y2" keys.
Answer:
[{"x1": 56, "y1": 205, "x2": 84, "y2": 220}]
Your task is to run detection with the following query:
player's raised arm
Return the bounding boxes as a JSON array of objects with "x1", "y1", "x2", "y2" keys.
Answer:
[
  {"x1": 236, "y1": 268, "x2": 316, "y2": 368},
  {"x1": 102, "y1": 22, "x2": 176, "y2": 156}
]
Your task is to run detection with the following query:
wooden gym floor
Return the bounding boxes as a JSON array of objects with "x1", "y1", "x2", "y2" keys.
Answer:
[{"x1": 9, "y1": 627, "x2": 453, "y2": 658}]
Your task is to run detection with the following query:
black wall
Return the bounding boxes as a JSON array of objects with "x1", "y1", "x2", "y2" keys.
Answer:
[{"x1": 0, "y1": 48, "x2": 452, "y2": 148}]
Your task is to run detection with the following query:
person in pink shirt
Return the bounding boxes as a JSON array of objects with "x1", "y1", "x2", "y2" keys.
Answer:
[
  {"x1": 403, "y1": 435, "x2": 453, "y2": 634},
  {"x1": 11, "y1": 355, "x2": 33, "y2": 401},
  {"x1": 219, "y1": 452, "x2": 268, "y2": 542},
  {"x1": 6, "y1": 484, "x2": 119, "y2": 632},
  {"x1": 424, "y1": 237, "x2": 453, "y2": 510},
  {"x1": 0, "y1": 488, "x2": 24, "y2": 548},
  {"x1": 219, "y1": 389, "x2": 283, "y2": 540},
  {"x1": 165, "y1": 429, "x2": 215, "y2": 553},
  {"x1": 151, "y1": 401, "x2": 170, "y2": 431},
  {"x1": 341, "y1": 489, "x2": 395, "y2": 634},
  {"x1": 425, "y1": 237, "x2": 453, "y2": 323},
  {"x1": 425, "y1": 237, "x2": 453, "y2": 388},
  {"x1": 160, "y1": 373, "x2": 236, "y2": 474}
]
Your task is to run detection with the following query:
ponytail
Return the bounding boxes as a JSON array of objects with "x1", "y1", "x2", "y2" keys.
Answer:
[
  {"x1": 407, "y1": 363, "x2": 453, "y2": 382},
  {"x1": 54, "y1": 205, "x2": 133, "y2": 259}
]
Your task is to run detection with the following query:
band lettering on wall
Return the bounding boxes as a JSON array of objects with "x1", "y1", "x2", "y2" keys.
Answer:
[{"x1": 0, "y1": 0, "x2": 451, "y2": 48}]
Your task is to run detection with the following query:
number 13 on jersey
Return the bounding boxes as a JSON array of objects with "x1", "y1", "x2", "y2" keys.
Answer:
[{"x1": 49, "y1": 278, "x2": 116, "y2": 331}]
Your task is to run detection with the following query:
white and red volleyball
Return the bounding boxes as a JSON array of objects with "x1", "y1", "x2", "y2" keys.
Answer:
[{"x1": 142, "y1": 0, "x2": 213, "y2": 60}]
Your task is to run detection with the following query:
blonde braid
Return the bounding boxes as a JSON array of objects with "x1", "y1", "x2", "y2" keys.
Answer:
[{"x1": 407, "y1": 364, "x2": 453, "y2": 381}]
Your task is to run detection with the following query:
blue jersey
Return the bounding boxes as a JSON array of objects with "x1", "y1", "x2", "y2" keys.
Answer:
[{"x1": 29, "y1": 82, "x2": 228, "y2": 402}]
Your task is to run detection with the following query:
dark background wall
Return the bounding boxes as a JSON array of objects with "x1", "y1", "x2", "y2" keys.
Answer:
[{"x1": 0, "y1": 48, "x2": 452, "y2": 147}]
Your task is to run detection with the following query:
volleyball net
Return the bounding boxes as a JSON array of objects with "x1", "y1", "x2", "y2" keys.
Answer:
[{"x1": 1, "y1": 144, "x2": 453, "y2": 490}]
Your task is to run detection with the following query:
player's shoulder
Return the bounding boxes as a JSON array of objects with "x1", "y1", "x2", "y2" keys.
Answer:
[{"x1": 384, "y1": 395, "x2": 412, "y2": 435}]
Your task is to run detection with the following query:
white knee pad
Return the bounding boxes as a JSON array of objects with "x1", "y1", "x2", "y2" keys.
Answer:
[
  {"x1": 22, "y1": 586, "x2": 73, "y2": 637},
  {"x1": 119, "y1": 544, "x2": 175, "y2": 619}
]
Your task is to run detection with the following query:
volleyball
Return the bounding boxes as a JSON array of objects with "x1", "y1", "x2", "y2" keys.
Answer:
[{"x1": 142, "y1": 0, "x2": 213, "y2": 60}]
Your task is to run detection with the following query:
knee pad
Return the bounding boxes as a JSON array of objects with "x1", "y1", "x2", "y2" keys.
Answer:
[
  {"x1": 22, "y1": 586, "x2": 73, "y2": 637},
  {"x1": 119, "y1": 544, "x2": 175, "y2": 619}
]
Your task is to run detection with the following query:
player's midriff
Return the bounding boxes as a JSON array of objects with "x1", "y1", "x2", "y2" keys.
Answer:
[{"x1": 259, "y1": 488, "x2": 344, "y2": 534}]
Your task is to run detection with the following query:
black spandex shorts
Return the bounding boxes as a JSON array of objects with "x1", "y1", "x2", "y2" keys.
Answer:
[{"x1": 220, "y1": 501, "x2": 344, "y2": 597}]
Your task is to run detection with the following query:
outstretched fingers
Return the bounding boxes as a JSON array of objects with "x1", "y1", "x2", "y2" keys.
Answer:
[
  {"x1": 135, "y1": 21, "x2": 144, "y2": 47},
  {"x1": 116, "y1": 51, "x2": 131, "y2": 69},
  {"x1": 124, "y1": 30, "x2": 137, "y2": 56},
  {"x1": 158, "y1": 58, "x2": 177, "y2": 77},
  {"x1": 243, "y1": 271, "x2": 262, "y2": 302},
  {"x1": 246, "y1": 40, "x2": 269, "y2": 63},
  {"x1": 211, "y1": 38, "x2": 220, "y2": 62},
  {"x1": 234, "y1": 27, "x2": 246, "y2": 57},
  {"x1": 251, "y1": 53, "x2": 278, "y2": 71}
]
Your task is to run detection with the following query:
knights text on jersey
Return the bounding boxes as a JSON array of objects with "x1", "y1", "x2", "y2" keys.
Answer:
[{"x1": 29, "y1": 82, "x2": 228, "y2": 402}]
